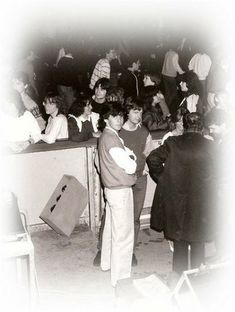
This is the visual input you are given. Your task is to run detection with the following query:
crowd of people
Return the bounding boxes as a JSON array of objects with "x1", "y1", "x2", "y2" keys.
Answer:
[{"x1": 1, "y1": 31, "x2": 233, "y2": 289}]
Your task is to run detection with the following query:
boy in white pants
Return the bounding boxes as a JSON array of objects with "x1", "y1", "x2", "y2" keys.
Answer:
[{"x1": 97, "y1": 102, "x2": 137, "y2": 287}]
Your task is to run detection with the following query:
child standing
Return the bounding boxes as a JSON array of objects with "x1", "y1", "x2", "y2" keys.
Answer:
[{"x1": 98, "y1": 102, "x2": 137, "y2": 287}]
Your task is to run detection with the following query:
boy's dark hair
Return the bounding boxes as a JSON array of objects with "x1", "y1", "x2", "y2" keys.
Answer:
[
  {"x1": 94, "y1": 78, "x2": 111, "y2": 91},
  {"x1": 139, "y1": 86, "x2": 159, "y2": 112},
  {"x1": 106, "y1": 86, "x2": 124, "y2": 104},
  {"x1": 68, "y1": 94, "x2": 91, "y2": 117},
  {"x1": 125, "y1": 97, "x2": 143, "y2": 113},
  {"x1": 124, "y1": 98, "x2": 144, "y2": 122},
  {"x1": 100, "y1": 44, "x2": 117, "y2": 58},
  {"x1": 140, "y1": 85, "x2": 160, "y2": 98},
  {"x1": 183, "y1": 112, "x2": 203, "y2": 132},
  {"x1": 98, "y1": 102, "x2": 124, "y2": 131}
]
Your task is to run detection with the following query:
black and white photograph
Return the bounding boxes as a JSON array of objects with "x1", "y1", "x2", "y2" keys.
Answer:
[{"x1": 1, "y1": 0, "x2": 235, "y2": 311}]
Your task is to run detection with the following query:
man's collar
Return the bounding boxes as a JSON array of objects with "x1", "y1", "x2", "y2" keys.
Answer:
[
  {"x1": 105, "y1": 126, "x2": 119, "y2": 135},
  {"x1": 122, "y1": 122, "x2": 140, "y2": 131}
]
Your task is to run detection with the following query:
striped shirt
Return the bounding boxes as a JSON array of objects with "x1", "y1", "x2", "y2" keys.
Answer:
[{"x1": 89, "y1": 58, "x2": 110, "y2": 90}]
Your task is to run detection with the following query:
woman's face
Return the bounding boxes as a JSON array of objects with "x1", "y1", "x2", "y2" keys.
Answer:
[
  {"x1": 83, "y1": 102, "x2": 92, "y2": 117},
  {"x1": 95, "y1": 85, "x2": 107, "y2": 100},
  {"x1": 180, "y1": 81, "x2": 188, "y2": 92},
  {"x1": 43, "y1": 99, "x2": 58, "y2": 115}
]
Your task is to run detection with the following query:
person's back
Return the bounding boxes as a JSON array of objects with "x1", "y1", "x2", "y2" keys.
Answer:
[
  {"x1": 161, "y1": 45, "x2": 184, "y2": 110},
  {"x1": 188, "y1": 53, "x2": 212, "y2": 81},
  {"x1": 147, "y1": 112, "x2": 218, "y2": 275},
  {"x1": 162, "y1": 50, "x2": 179, "y2": 78},
  {"x1": 158, "y1": 133, "x2": 216, "y2": 240}
]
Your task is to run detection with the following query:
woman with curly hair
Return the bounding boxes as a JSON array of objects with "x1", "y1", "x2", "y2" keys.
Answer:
[
  {"x1": 171, "y1": 70, "x2": 203, "y2": 115},
  {"x1": 41, "y1": 91, "x2": 68, "y2": 144}
]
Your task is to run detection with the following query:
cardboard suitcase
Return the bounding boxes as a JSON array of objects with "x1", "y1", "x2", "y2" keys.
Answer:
[{"x1": 40, "y1": 175, "x2": 88, "y2": 236}]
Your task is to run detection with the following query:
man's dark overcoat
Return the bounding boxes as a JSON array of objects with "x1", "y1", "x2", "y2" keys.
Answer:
[{"x1": 146, "y1": 132, "x2": 218, "y2": 242}]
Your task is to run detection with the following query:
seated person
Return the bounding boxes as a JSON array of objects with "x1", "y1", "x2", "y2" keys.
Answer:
[
  {"x1": 68, "y1": 95, "x2": 100, "y2": 142},
  {"x1": 141, "y1": 85, "x2": 170, "y2": 119},
  {"x1": 12, "y1": 71, "x2": 46, "y2": 131},
  {"x1": 0, "y1": 90, "x2": 41, "y2": 153},
  {"x1": 41, "y1": 91, "x2": 68, "y2": 144},
  {"x1": 140, "y1": 86, "x2": 169, "y2": 131},
  {"x1": 90, "y1": 78, "x2": 110, "y2": 115}
]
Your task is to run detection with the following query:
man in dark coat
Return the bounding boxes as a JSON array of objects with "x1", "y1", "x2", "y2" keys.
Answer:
[{"x1": 146, "y1": 113, "x2": 218, "y2": 275}]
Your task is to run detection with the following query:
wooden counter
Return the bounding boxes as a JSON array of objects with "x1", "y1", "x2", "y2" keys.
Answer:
[{"x1": 3, "y1": 131, "x2": 165, "y2": 233}]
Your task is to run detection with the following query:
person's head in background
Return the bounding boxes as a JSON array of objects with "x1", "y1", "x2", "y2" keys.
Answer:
[
  {"x1": 43, "y1": 91, "x2": 66, "y2": 117},
  {"x1": 183, "y1": 112, "x2": 203, "y2": 134},
  {"x1": 143, "y1": 72, "x2": 161, "y2": 87},
  {"x1": 97, "y1": 102, "x2": 125, "y2": 132},
  {"x1": 124, "y1": 98, "x2": 143, "y2": 126},
  {"x1": 93, "y1": 78, "x2": 111, "y2": 103},
  {"x1": 213, "y1": 91, "x2": 230, "y2": 111},
  {"x1": 204, "y1": 107, "x2": 229, "y2": 141},
  {"x1": 100, "y1": 44, "x2": 117, "y2": 62},
  {"x1": 178, "y1": 70, "x2": 202, "y2": 97},
  {"x1": 126, "y1": 55, "x2": 141, "y2": 73},
  {"x1": 140, "y1": 86, "x2": 163, "y2": 112},
  {"x1": 68, "y1": 95, "x2": 92, "y2": 119},
  {"x1": 106, "y1": 87, "x2": 125, "y2": 105}
]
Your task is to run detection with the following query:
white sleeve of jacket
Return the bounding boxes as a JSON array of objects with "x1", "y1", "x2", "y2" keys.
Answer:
[{"x1": 109, "y1": 147, "x2": 137, "y2": 174}]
